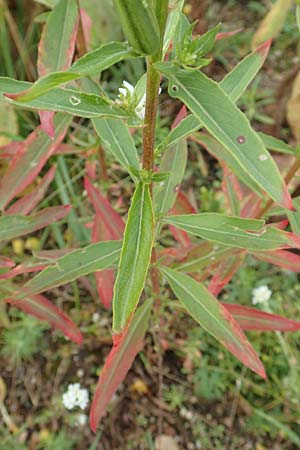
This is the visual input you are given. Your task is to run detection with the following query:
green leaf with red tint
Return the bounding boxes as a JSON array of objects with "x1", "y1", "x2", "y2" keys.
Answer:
[
  {"x1": 90, "y1": 299, "x2": 152, "y2": 431},
  {"x1": 0, "y1": 113, "x2": 71, "y2": 211},
  {"x1": 5, "y1": 291, "x2": 82, "y2": 344},
  {"x1": 160, "y1": 266, "x2": 266, "y2": 378},
  {"x1": 162, "y1": 213, "x2": 300, "y2": 252},
  {"x1": 0, "y1": 206, "x2": 70, "y2": 242},
  {"x1": 222, "y1": 303, "x2": 300, "y2": 332},
  {"x1": 252, "y1": 249, "x2": 300, "y2": 272}
]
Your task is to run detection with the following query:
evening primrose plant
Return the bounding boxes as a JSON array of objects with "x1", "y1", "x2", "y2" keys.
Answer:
[{"x1": 2, "y1": 0, "x2": 300, "y2": 433}]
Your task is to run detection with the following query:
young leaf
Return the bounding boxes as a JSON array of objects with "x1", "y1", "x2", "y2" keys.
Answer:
[
  {"x1": 5, "y1": 292, "x2": 83, "y2": 344},
  {"x1": 0, "y1": 114, "x2": 71, "y2": 211},
  {"x1": 93, "y1": 118, "x2": 140, "y2": 174},
  {"x1": 1, "y1": 78, "x2": 136, "y2": 120},
  {"x1": 14, "y1": 43, "x2": 135, "y2": 102},
  {"x1": 160, "y1": 266, "x2": 266, "y2": 378},
  {"x1": 0, "y1": 206, "x2": 71, "y2": 242},
  {"x1": 162, "y1": 213, "x2": 300, "y2": 251},
  {"x1": 157, "y1": 63, "x2": 292, "y2": 209},
  {"x1": 16, "y1": 240, "x2": 122, "y2": 298},
  {"x1": 154, "y1": 138, "x2": 187, "y2": 217},
  {"x1": 113, "y1": 182, "x2": 154, "y2": 334},
  {"x1": 90, "y1": 299, "x2": 152, "y2": 431},
  {"x1": 222, "y1": 303, "x2": 300, "y2": 332}
]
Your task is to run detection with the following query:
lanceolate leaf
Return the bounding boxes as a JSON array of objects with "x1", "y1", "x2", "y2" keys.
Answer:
[
  {"x1": 177, "y1": 242, "x2": 236, "y2": 273},
  {"x1": 5, "y1": 293, "x2": 83, "y2": 344},
  {"x1": 252, "y1": 249, "x2": 300, "y2": 272},
  {"x1": 222, "y1": 303, "x2": 300, "y2": 332},
  {"x1": 90, "y1": 299, "x2": 152, "y2": 431},
  {"x1": 6, "y1": 166, "x2": 56, "y2": 215},
  {"x1": 158, "y1": 41, "x2": 272, "y2": 151},
  {"x1": 0, "y1": 206, "x2": 71, "y2": 242},
  {"x1": 157, "y1": 63, "x2": 292, "y2": 209},
  {"x1": 1, "y1": 78, "x2": 135, "y2": 120},
  {"x1": 13, "y1": 43, "x2": 135, "y2": 102},
  {"x1": 259, "y1": 132, "x2": 295, "y2": 155},
  {"x1": 93, "y1": 118, "x2": 140, "y2": 174},
  {"x1": 0, "y1": 113, "x2": 71, "y2": 211},
  {"x1": 208, "y1": 252, "x2": 246, "y2": 296},
  {"x1": 38, "y1": 0, "x2": 78, "y2": 76},
  {"x1": 154, "y1": 138, "x2": 187, "y2": 217},
  {"x1": 113, "y1": 182, "x2": 154, "y2": 334},
  {"x1": 16, "y1": 240, "x2": 122, "y2": 298},
  {"x1": 163, "y1": 213, "x2": 300, "y2": 251},
  {"x1": 160, "y1": 266, "x2": 266, "y2": 378}
]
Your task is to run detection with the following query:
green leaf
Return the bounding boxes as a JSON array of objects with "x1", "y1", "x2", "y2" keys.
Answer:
[
  {"x1": 162, "y1": 213, "x2": 300, "y2": 251},
  {"x1": 154, "y1": 138, "x2": 187, "y2": 217},
  {"x1": 259, "y1": 132, "x2": 295, "y2": 155},
  {"x1": 93, "y1": 118, "x2": 140, "y2": 173},
  {"x1": 113, "y1": 182, "x2": 154, "y2": 333},
  {"x1": 90, "y1": 299, "x2": 152, "y2": 431},
  {"x1": 160, "y1": 266, "x2": 266, "y2": 378},
  {"x1": 177, "y1": 242, "x2": 234, "y2": 273},
  {"x1": 157, "y1": 63, "x2": 292, "y2": 209},
  {"x1": 13, "y1": 42, "x2": 136, "y2": 102},
  {"x1": 0, "y1": 206, "x2": 70, "y2": 242},
  {"x1": 193, "y1": 133, "x2": 263, "y2": 197},
  {"x1": 0, "y1": 78, "x2": 136, "y2": 120},
  {"x1": 17, "y1": 240, "x2": 122, "y2": 297},
  {"x1": 38, "y1": 0, "x2": 78, "y2": 75},
  {"x1": 158, "y1": 41, "x2": 272, "y2": 151}
]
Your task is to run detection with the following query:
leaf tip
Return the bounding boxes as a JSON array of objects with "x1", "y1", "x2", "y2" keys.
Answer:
[{"x1": 255, "y1": 39, "x2": 272, "y2": 61}]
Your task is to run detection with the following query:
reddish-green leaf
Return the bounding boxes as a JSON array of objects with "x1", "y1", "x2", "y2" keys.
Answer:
[
  {"x1": 222, "y1": 303, "x2": 300, "y2": 332},
  {"x1": 90, "y1": 299, "x2": 152, "y2": 431},
  {"x1": 252, "y1": 249, "x2": 300, "y2": 272},
  {"x1": 163, "y1": 213, "x2": 300, "y2": 252},
  {"x1": 5, "y1": 292, "x2": 82, "y2": 344},
  {"x1": 160, "y1": 266, "x2": 266, "y2": 378},
  {"x1": 0, "y1": 206, "x2": 70, "y2": 242},
  {"x1": 0, "y1": 114, "x2": 71, "y2": 211}
]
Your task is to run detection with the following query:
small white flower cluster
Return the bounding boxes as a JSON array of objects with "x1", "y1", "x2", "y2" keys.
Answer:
[
  {"x1": 252, "y1": 285, "x2": 272, "y2": 305},
  {"x1": 118, "y1": 80, "x2": 146, "y2": 120},
  {"x1": 62, "y1": 383, "x2": 89, "y2": 410},
  {"x1": 117, "y1": 80, "x2": 161, "y2": 120}
]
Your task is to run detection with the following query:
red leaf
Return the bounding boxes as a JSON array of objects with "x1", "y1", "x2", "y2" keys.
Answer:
[
  {"x1": 208, "y1": 251, "x2": 246, "y2": 296},
  {"x1": 216, "y1": 28, "x2": 243, "y2": 41},
  {"x1": 253, "y1": 249, "x2": 300, "y2": 272},
  {"x1": 222, "y1": 303, "x2": 300, "y2": 332},
  {"x1": 0, "y1": 261, "x2": 48, "y2": 280},
  {"x1": 170, "y1": 191, "x2": 196, "y2": 246},
  {"x1": 172, "y1": 105, "x2": 187, "y2": 130},
  {"x1": 85, "y1": 177, "x2": 124, "y2": 239},
  {"x1": 7, "y1": 166, "x2": 56, "y2": 215},
  {"x1": 90, "y1": 300, "x2": 152, "y2": 432},
  {"x1": 0, "y1": 115, "x2": 71, "y2": 211},
  {"x1": 6, "y1": 292, "x2": 83, "y2": 344},
  {"x1": 0, "y1": 256, "x2": 15, "y2": 269}
]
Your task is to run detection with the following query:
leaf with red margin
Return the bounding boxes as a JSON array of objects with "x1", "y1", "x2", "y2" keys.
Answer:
[
  {"x1": 90, "y1": 299, "x2": 152, "y2": 431},
  {"x1": 37, "y1": 0, "x2": 79, "y2": 136},
  {"x1": 216, "y1": 28, "x2": 243, "y2": 41},
  {"x1": 169, "y1": 191, "x2": 196, "y2": 246},
  {"x1": 0, "y1": 206, "x2": 71, "y2": 242},
  {"x1": 91, "y1": 213, "x2": 115, "y2": 309},
  {"x1": 177, "y1": 242, "x2": 236, "y2": 273},
  {"x1": 208, "y1": 251, "x2": 246, "y2": 296},
  {"x1": 5, "y1": 292, "x2": 82, "y2": 344},
  {"x1": 0, "y1": 114, "x2": 72, "y2": 211},
  {"x1": 84, "y1": 177, "x2": 124, "y2": 239},
  {"x1": 221, "y1": 164, "x2": 243, "y2": 216},
  {"x1": 0, "y1": 261, "x2": 49, "y2": 280},
  {"x1": 252, "y1": 249, "x2": 300, "y2": 272},
  {"x1": 160, "y1": 266, "x2": 266, "y2": 378},
  {"x1": 6, "y1": 166, "x2": 56, "y2": 215},
  {"x1": 222, "y1": 303, "x2": 300, "y2": 332},
  {"x1": 0, "y1": 256, "x2": 15, "y2": 269}
]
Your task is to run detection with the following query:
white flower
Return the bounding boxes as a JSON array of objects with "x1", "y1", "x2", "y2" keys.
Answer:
[
  {"x1": 92, "y1": 312, "x2": 100, "y2": 323},
  {"x1": 62, "y1": 383, "x2": 89, "y2": 410},
  {"x1": 117, "y1": 80, "x2": 161, "y2": 121},
  {"x1": 252, "y1": 285, "x2": 272, "y2": 305}
]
